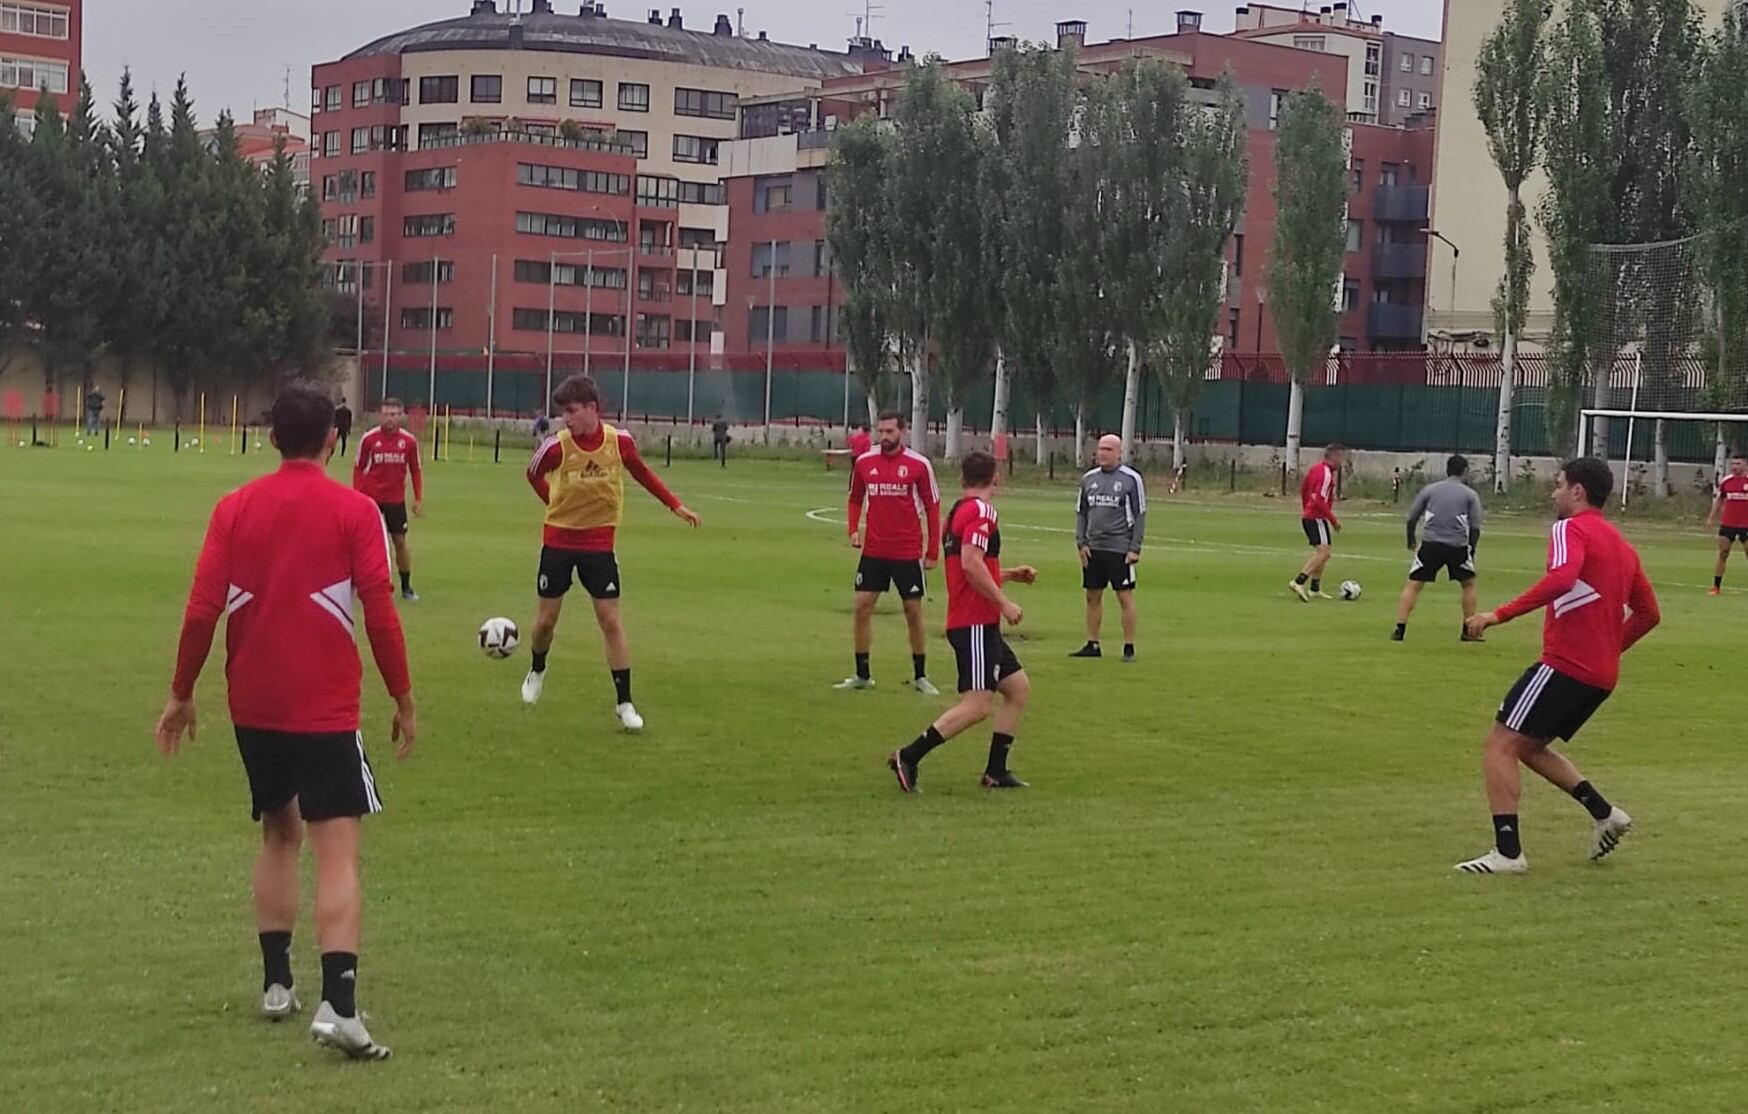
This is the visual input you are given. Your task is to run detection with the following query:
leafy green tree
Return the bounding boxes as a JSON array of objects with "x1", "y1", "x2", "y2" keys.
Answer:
[
  {"x1": 1691, "y1": 8, "x2": 1748, "y2": 470},
  {"x1": 932, "y1": 117, "x2": 998, "y2": 460},
  {"x1": 0, "y1": 91, "x2": 42, "y2": 377},
  {"x1": 826, "y1": 114, "x2": 898, "y2": 420}
]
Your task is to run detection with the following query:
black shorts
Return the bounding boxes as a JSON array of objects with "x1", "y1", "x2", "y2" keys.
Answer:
[
  {"x1": 1720, "y1": 526, "x2": 1748, "y2": 544},
  {"x1": 855, "y1": 556, "x2": 926, "y2": 599},
  {"x1": 235, "y1": 727, "x2": 383, "y2": 822},
  {"x1": 1302, "y1": 518, "x2": 1334, "y2": 547},
  {"x1": 1409, "y1": 541, "x2": 1476, "y2": 583},
  {"x1": 1082, "y1": 549, "x2": 1137, "y2": 591},
  {"x1": 376, "y1": 501, "x2": 409, "y2": 536},
  {"x1": 947, "y1": 624, "x2": 1024, "y2": 693},
  {"x1": 1496, "y1": 663, "x2": 1611, "y2": 742},
  {"x1": 538, "y1": 546, "x2": 621, "y2": 600}
]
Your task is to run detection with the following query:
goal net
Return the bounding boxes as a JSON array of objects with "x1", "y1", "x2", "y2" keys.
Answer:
[{"x1": 1571, "y1": 232, "x2": 1748, "y2": 501}]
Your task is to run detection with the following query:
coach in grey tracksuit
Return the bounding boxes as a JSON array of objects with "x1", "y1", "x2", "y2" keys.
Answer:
[
  {"x1": 1072, "y1": 434, "x2": 1147, "y2": 661},
  {"x1": 1394, "y1": 454, "x2": 1485, "y2": 642}
]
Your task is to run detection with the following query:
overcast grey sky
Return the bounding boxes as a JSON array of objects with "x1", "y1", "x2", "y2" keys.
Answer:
[{"x1": 85, "y1": 0, "x2": 1443, "y2": 126}]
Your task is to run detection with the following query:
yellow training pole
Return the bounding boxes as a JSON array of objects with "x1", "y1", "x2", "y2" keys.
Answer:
[
  {"x1": 444, "y1": 405, "x2": 452, "y2": 462},
  {"x1": 138, "y1": 422, "x2": 144, "y2": 448},
  {"x1": 114, "y1": 387, "x2": 126, "y2": 439},
  {"x1": 198, "y1": 393, "x2": 206, "y2": 453},
  {"x1": 469, "y1": 433, "x2": 475, "y2": 463},
  {"x1": 229, "y1": 395, "x2": 239, "y2": 456},
  {"x1": 75, "y1": 385, "x2": 83, "y2": 439}
]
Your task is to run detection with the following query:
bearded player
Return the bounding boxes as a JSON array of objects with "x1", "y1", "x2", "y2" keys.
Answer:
[
  {"x1": 1705, "y1": 453, "x2": 1748, "y2": 595},
  {"x1": 1289, "y1": 444, "x2": 1345, "y2": 602},
  {"x1": 836, "y1": 411, "x2": 942, "y2": 694},
  {"x1": 1455, "y1": 458, "x2": 1659, "y2": 875},
  {"x1": 352, "y1": 399, "x2": 423, "y2": 602},
  {"x1": 887, "y1": 451, "x2": 1037, "y2": 793},
  {"x1": 522, "y1": 375, "x2": 700, "y2": 732}
]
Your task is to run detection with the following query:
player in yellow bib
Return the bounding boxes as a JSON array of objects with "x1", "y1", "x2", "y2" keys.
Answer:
[{"x1": 524, "y1": 375, "x2": 700, "y2": 731}]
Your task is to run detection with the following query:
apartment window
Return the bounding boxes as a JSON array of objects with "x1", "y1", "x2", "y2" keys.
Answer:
[
  {"x1": 370, "y1": 77, "x2": 409, "y2": 106},
  {"x1": 1380, "y1": 162, "x2": 1399, "y2": 187},
  {"x1": 678, "y1": 226, "x2": 716, "y2": 250},
  {"x1": 322, "y1": 131, "x2": 340, "y2": 157},
  {"x1": 675, "y1": 269, "x2": 714, "y2": 297},
  {"x1": 812, "y1": 239, "x2": 831, "y2": 277},
  {"x1": 1397, "y1": 89, "x2": 1412, "y2": 109},
  {"x1": 617, "y1": 82, "x2": 650, "y2": 112},
  {"x1": 1228, "y1": 307, "x2": 1241, "y2": 348},
  {"x1": 369, "y1": 124, "x2": 407, "y2": 152},
  {"x1": 1417, "y1": 92, "x2": 1433, "y2": 110},
  {"x1": 674, "y1": 86, "x2": 736, "y2": 119},
  {"x1": 322, "y1": 175, "x2": 339, "y2": 202},
  {"x1": 516, "y1": 211, "x2": 628, "y2": 241},
  {"x1": 1233, "y1": 233, "x2": 1245, "y2": 276},
  {"x1": 527, "y1": 76, "x2": 558, "y2": 105},
  {"x1": 351, "y1": 127, "x2": 369, "y2": 154},
  {"x1": 1345, "y1": 220, "x2": 1362, "y2": 253},
  {"x1": 1268, "y1": 89, "x2": 1287, "y2": 130},
  {"x1": 471, "y1": 74, "x2": 503, "y2": 104},
  {"x1": 816, "y1": 174, "x2": 829, "y2": 211},
  {"x1": 514, "y1": 260, "x2": 627, "y2": 289},
  {"x1": 513, "y1": 308, "x2": 624, "y2": 335},
  {"x1": 756, "y1": 177, "x2": 794, "y2": 212},
  {"x1": 748, "y1": 306, "x2": 789, "y2": 343},
  {"x1": 420, "y1": 76, "x2": 459, "y2": 104},
  {"x1": 677, "y1": 180, "x2": 725, "y2": 205},
  {"x1": 570, "y1": 78, "x2": 603, "y2": 108},
  {"x1": 334, "y1": 214, "x2": 358, "y2": 250},
  {"x1": 418, "y1": 122, "x2": 458, "y2": 149},
  {"x1": 1421, "y1": 55, "x2": 1435, "y2": 76},
  {"x1": 1400, "y1": 53, "x2": 1415, "y2": 72},
  {"x1": 810, "y1": 305, "x2": 827, "y2": 344},
  {"x1": 0, "y1": 55, "x2": 68, "y2": 94},
  {"x1": 676, "y1": 318, "x2": 714, "y2": 342},
  {"x1": 637, "y1": 268, "x2": 672, "y2": 301},
  {"x1": 360, "y1": 216, "x2": 374, "y2": 244},
  {"x1": 1364, "y1": 42, "x2": 1381, "y2": 78},
  {"x1": 639, "y1": 221, "x2": 671, "y2": 254},
  {"x1": 1342, "y1": 279, "x2": 1360, "y2": 312},
  {"x1": 333, "y1": 169, "x2": 358, "y2": 202},
  {"x1": 1292, "y1": 35, "x2": 1325, "y2": 51},
  {"x1": 402, "y1": 260, "x2": 456, "y2": 285},
  {"x1": 618, "y1": 129, "x2": 648, "y2": 158},
  {"x1": 517, "y1": 163, "x2": 631, "y2": 195},
  {"x1": 672, "y1": 134, "x2": 720, "y2": 165},
  {"x1": 0, "y1": 4, "x2": 72, "y2": 40},
  {"x1": 636, "y1": 174, "x2": 679, "y2": 208},
  {"x1": 325, "y1": 85, "x2": 342, "y2": 112},
  {"x1": 353, "y1": 81, "x2": 371, "y2": 108},
  {"x1": 404, "y1": 213, "x2": 456, "y2": 237},
  {"x1": 406, "y1": 166, "x2": 459, "y2": 191},
  {"x1": 637, "y1": 313, "x2": 671, "y2": 349},
  {"x1": 361, "y1": 171, "x2": 376, "y2": 199},
  {"x1": 751, "y1": 241, "x2": 791, "y2": 278},
  {"x1": 1347, "y1": 161, "x2": 1363, "y2": 195},
  {"x1": 1363, "y1": 82, "x2": 1379, "y2": 113},
  {"x1": 311, "y1": 87, "x2": 321, "y2": 113},
  {"x1": 400, "y1": 307, "x2": 454, "y2": 330}
]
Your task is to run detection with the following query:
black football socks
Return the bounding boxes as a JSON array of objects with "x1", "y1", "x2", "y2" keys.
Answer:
[
  {"x1": 1393, "y1": 622, "x2": 1407, "y2": 639},
  {"x1": 986, "y1": 732, "x2": 1015, "y2": 778},
  {"x1": 1570, "y1": 780, "x2": 1613, "y2": 821},
  {"x1": 900, "y1": 725, "x2": 946, "y2": 767},
  {"x1": 913, "y1": 654, "x2": 927, "y2": 681},
  {"x1": 855, "y1": 652, "x2": 871, "y2": 681},
  {"x1": 1493, "y1": 814, "x2": 1522, "y2": 859},
  {"x1": 1310, "y1": 579, "x2": 1322, "y2": 594},
  {"x1": 1715, "y1": 575, "x2": 1724, "y2": 589},
  {"x1": 1294, "y1": 573, "x2": 1310, "y2": 586},
  {"x1": 399, "y1": 571, "x2": 411, "y2": 593},
  {"x1": 260, "y1": 931, "x2": 292, "y2": 992},
  {"x1": 612, "y1": 668, "x2": 632, "y2": 705},
  {"x1": 321, "y1": 951, "x2": 359, "y2": 1018},
  {"x1": 531, "y1": 649, "x2": 548, "y2": 674}
]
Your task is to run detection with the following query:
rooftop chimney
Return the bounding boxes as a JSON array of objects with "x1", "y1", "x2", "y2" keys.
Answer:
[
  {"x1": 988, "y1": 34, "x2": 1017, "y2": 53},
  {"x1": 1056, "y1": 19, "x2": 1087, "y2": 51},
  {"x1": 897, "y1": 44, "x2": 913, "y2": 62},
  {"x1": 470, "y1": 1, "x2": 497, "y2": 14},
  {"x1": 1371, "y1": 13, "x2": 1383, "y2": 26},
  {"x1": 668, "y1": 7, "x2": 682, "y2": 28},
  {"x1": 757, "y1": 29, "x2": 767, "y2": 40},
  {"x1": 530, "y1": 0, "x2": 552, "y2": 12},
  {"x1": 1176, "y1": 10, "x2": 1202, "y2": 33},
  {"x1": 713, "y1": 12, "x2": 732, "y2": 34},
  {"x1": 649, "y1": 8, "x2": 662, "y2": 23}
]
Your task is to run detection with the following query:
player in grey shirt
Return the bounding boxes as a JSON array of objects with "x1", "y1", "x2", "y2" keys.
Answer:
[
  {"x1": 1394, "y1": 454, "x2": 1485, "y2": 642},
  {"x1": 1072, "y1": 434, "x2": 1146, "y2": 662}
]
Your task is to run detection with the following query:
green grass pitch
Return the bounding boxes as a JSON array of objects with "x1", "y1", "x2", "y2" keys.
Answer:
[{"x1": 3, "y1": 443, "x2": 1745, "y2": 1112}]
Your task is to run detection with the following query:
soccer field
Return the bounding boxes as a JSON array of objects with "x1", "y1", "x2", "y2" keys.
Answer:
[{"x1": 4, "y1": 445, "x2": 1745, "y2": 1112}]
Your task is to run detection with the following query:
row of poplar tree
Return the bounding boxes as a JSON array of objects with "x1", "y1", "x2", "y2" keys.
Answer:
[
  {"x1": 0, "y1": 72, "x2": 332, "y2": 415},
  {"x1": 823, "y1": 46, "x2": 1352, "y2": 467}
]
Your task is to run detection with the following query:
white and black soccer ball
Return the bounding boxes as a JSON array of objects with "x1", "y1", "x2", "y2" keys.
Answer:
[
  {"x1": 1339, "y1": 580, "x2": 1363, "y2": 601},
  {"x1": 478, "y1": 616, "x2": 520, "y2": 659}
]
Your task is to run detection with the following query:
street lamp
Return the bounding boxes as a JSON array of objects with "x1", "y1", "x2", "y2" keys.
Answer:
[{"x1": 1421, "y1": 227, "x2": 1459, "y2": 329}]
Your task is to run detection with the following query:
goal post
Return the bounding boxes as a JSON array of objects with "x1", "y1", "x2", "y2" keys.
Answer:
[{"x1": 1578, "y1": 407, "x2": 1748, "y2": 507}]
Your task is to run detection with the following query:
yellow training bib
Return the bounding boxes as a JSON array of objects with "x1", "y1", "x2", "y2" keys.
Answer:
[{"x1": 544, "y1": 424, "x2": 624, "y2": 531}]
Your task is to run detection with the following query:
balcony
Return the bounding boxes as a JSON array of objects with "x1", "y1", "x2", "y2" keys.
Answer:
[
  {"x1": 1367, "y1": 302, "x2": 1424, "y2": 339},
  {"x1": 1373, "y1": 183, "x2": 1430, "y2": 224},
  {"x1": 1372, "y1": 242, "x2": 1427, "y2": 281},
  {"x1": 796, "y1": 129, "x2": 834, "y2": 152}
]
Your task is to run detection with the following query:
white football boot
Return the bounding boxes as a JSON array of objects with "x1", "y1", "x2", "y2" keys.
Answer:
[
  {"x1": 616, "y1": 702, "x2": 644, "y2": 733},
  {"x1": 1590, "y1": 807, "x2": 1632, "y2": 861},
  {"x1": 1453, "y1": 849, "x2": 1529, "y2": 875},
  {"x1": 832, "y1": 676, "x2": 876, "y2": 691},
  {"x1": 261, "y1": 984, "x2": 300, "y2": 1021},
  {"x1": 310, "y1": 1001, "x2": 392, "y2": 1060},
  {"x1": 520, "y1": 669, "x2": 545, "y2": 705}
]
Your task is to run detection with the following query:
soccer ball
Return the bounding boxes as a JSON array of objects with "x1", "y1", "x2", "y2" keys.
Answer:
[
  {"x1": 1339, "y1": 580, "x2": 1363, "y2": 601},
  {"x1": 142, "y1": 437, "x2": 151, "y2": 447},
  {"x1": 478, "y1": 616, "x2": 520, "y2": 659},
  {"x1": 127, "y1": 436, "x2": 136, "y2": 445}
]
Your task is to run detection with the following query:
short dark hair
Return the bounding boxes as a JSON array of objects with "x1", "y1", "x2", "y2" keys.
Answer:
[
  {"x1": 1325, "y1": 443, "x2": 1347, "y2": 457},
  {"x1": 877, "y1": 410, "x2": 906, "y2": 428},
  {"x1": 380, "y1": 397, "x2": 403, "y2": 410},
  {"x1": 271, "y1": 383, "x2": 335, "y2": 459},
  {"x1": 1560, "y1": 457, "x2": 1614, "y2": 508},
  {"x1": 1733, "y1": 452, "x2": 1747, "y2": 461},
  {"x1": 961, "y1": 449, "x2": 998, "y2": 488},
  {"x1": 553, "y1": 374, "x2": 601, "y2": 409},
  {"x1": 1447, "y1": 454, "x2": 1469, "y2": 477}
]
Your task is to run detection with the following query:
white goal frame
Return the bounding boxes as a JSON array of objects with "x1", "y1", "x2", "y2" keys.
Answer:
[{"x1": 1578, "y1": 408, "x2": 1748, "y2": 507}]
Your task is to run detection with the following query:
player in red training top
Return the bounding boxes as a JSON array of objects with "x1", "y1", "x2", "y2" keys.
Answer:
[
  {"x1": 847, "y1": 422, "x2": 871, "y2": 457},
  {"x1": 836, "y1": 411, "x2": 943, "y2": 694},
  {"x1": 1289, "y1": 443, "x2": 1346, "y2": 601},
  {"x1": 154, "y1": 385, "x2": 415, "y2": 1061},
  {"x1": 352, "y1": 398, "x2": 424, "y2": 602},
  {"x1": 1704, "y1": 453, "x2": 1748, "y2": 594},
  {"x1": 1455, "y1": 458, "x2": 1660, "y2": 876},
  {"x1": 887, "y1": 451, "x2": 1038, "y2": 794},
  {"x1": 523, "y1": 375, "x2": 700, "y2": 733}
]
